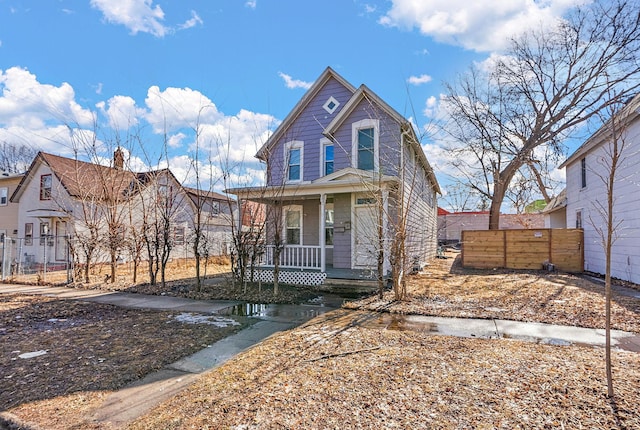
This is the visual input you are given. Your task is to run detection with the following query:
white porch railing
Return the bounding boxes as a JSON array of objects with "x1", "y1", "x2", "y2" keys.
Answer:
[{"x1": 259, "y1": 245, "x2": 322, "y2": 270}]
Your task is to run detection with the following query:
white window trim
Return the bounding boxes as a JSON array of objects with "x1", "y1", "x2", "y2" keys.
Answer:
[
  {"x1": 351, "y1": 119, "x2": 379, "y2": 171},
  {"x1": 283, "y1": 204, "x2": 303, "y2": 245},
  {"x1": 323, "y1": 96, "x2": 340, "y2": 114},
  {"x1": 0, "y1": 187, "x2": 7, "y2": 206},
  {"x1": 320, "y1": 138, "x2": 334, "y2": 177},
  {"x1": 284, "y1": 140, "x2": 304, "y2": 183}
]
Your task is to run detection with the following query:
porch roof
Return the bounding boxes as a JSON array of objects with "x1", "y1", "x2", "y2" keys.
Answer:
[{"x1": 226, "y1": 168, "x2": 398, "y2": 202}]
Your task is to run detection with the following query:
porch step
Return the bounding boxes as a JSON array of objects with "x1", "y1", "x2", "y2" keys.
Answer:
[{"x1": 319, "y1": 277, "x2": 379, "y2": 296}]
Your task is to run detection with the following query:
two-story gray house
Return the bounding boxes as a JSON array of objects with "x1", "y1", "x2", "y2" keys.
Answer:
[{"x1": 228, "y1": 67, "x2": 440, "y2": 286}]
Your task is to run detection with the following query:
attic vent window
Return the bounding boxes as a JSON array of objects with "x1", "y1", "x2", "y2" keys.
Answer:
[{"x1": 323, "y1": 96, "x2": 340, "y2": 114}]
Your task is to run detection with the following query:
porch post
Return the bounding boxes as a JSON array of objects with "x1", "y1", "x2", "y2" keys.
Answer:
[
  {"x1": 382, "y1": 188, "x2": 390, "y2": 275},
  {"x1": 320, "y1": 193, "x2": 326, "y2": 272}
]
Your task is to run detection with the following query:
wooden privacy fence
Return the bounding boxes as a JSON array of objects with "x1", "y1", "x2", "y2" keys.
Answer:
[{"x1": 461, "y1": 228, "x2": 583, "y2": 272}]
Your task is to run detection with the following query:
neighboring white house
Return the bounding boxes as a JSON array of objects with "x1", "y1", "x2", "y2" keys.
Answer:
[
  {"x1": 559, "y1": 93, "x2": 640, "y2": 283},
  {"x1": 542, "y1": 189, "x2": 567, "y2": 229},
  {"x1": 9, "y1": 150, "x2": 236, "y2": 273}
]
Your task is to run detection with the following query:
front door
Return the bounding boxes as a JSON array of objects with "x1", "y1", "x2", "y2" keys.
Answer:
[{"x1": 354, "y1": 205, "x2": 378, "y2": 267}]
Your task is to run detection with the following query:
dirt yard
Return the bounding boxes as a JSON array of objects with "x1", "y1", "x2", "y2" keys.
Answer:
[{"x1": 2, "y1": 252, "x2": 640, "y2": 429}]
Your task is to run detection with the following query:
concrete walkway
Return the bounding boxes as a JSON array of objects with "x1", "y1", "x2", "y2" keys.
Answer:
[{"x1": 2, "y1": 283, "x2": 639, "y2": 427}]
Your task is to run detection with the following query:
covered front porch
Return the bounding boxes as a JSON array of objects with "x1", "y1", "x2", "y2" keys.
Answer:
[{"x1": 227, "y1": 168, "x2": 397, "y2": 287}]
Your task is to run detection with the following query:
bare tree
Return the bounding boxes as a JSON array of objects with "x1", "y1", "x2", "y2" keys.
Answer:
[
  {"x1": 443, "y1": 0, "x2": 640, "y2": 229},
  {"x1": 587, "y1": 94, "x2": 636, "y2": 398},
  {"x1": 0, "y1": 142, "x2": 37, "y2": 173}
]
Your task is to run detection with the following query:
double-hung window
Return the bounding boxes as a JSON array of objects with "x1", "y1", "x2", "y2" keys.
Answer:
[
  {"x1": 352, "y1": 119, "x2": 379, "y2": 171},
  {"x1": 40, "y1": 174, "x2": 52, "y2": 200},
  {"x1": 323, "y1": 141, "x2": 334, "y2": 176},
  {"x1": 284, "y1": 206, "x2": 302, "y2": 245},
  {"x1": 0, "y1": 187, "x2": 7, "y2": 206},
  {"x1": 285, "y1": 141, "x2": 303, "y2": 182},
  {"x1": 25, "y1": 223, "x2": 33, "y2": 245}
]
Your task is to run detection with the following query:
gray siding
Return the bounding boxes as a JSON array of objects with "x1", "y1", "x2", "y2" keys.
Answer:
[
  {"x1": 329, "y1": 99, "x2": 402, "y2": 176},
  {"x1": 302, "y1": 199, "x2": 319, "y2": 245},
  {"x1": 332, "y1": 193, "x2": 352, "y2": 269}
]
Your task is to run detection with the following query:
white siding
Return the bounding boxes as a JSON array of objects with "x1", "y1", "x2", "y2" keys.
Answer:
[{"x1": 565, "y1": 117, "x2": 640, "y2": 283}]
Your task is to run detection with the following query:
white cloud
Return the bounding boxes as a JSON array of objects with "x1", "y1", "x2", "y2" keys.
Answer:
[
  {"x1": 380, "y1": 0, "x2": 583, "y2": 52},
  {"x1": 178, "y1": 10, "x2": 203, "y2": 30},
  {"x1": 407, "y1": 74, "x2": 432, "y2": 85},
  {"x1": 144, "y1": 86, "x2": 221, "y2": 133},
  {"x1": 0, "y1": 67, "x2": 94, "y2": 128},
  {"x1": 90, "y1": 0, "x2": 168, "y2": 37},
  {"x1": 96, "y1": 95, "x2": 145, "y2": 130},
  {"x1": 0, "y1": 67, "x2": 274, "y2": 188},
  {"x1": 245, "y1": 1, "x2": 257, "y2": 10},
  {"x1": 278, "y1": 72, "x2": 312, "y2": 90}
]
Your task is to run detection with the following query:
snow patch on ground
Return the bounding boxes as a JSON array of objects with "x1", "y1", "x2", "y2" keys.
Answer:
[
  {"x1": 19, "y1": 350, "x2": 48, "y2": 359},
  {"x1": 172, "y1": 313, "x2": 241, "y2": 327}
]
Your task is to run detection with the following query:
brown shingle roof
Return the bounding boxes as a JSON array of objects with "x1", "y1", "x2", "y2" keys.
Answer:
[{"x1": 40, "y1": 152, "x2": 137, "y2": 202}]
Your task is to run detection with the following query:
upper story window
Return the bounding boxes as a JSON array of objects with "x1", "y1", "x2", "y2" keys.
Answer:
[
  {"x1": 0, "y1": 187, "x2": 7, "y2": 206},
  {"x1": 580, "y1": 157, "x2": 587, "y2": 188},
  {"x1": 285, "y1": 140, "x2": 304, "y2": 182},
  {"x1": 323, "y1": 141, "x2": 334, "y2": 176},
  {"x1": 352, "y1": 119, "x2": 379, "y2": 172},
  {"x1": 40, "y1": 174, "x2": 52, "y2": 200}
]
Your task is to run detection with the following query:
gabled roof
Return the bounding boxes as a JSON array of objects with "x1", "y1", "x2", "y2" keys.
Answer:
[
  {"x1": 11, "y1": 152, "x2": 137, "y2": 202},
  {"x1": 183, "y1": 186, "x2": 236, "y2": 203},
  {"x1": 255, "y1": 67, "x2": 357, "y2": 161},
  {"x1": 323, "y1": 84, "x2": 441, "y2": 194},
  {"x1": 542, "y1": 189, "x2": 567, "y2": 214},
  {"x1": 559, "y1": 93, "x2": 640, "y2": 169}
]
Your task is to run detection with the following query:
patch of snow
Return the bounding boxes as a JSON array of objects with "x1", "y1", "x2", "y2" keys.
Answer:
[
  {"x1": 19, "y1": 350, "x2": 47, "y2": 359},
  {"x1": 172, "y1": 312, "x2": 240, "y2": 327}
]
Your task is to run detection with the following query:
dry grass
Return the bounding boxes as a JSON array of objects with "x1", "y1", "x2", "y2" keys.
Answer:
[
  {"x1": 3, "y1": 252, "x2": 640, "y2": 429},
  {"x1": 129, "y1": 310, "x2": 640, "y2": 429},
  {"x1": 0, "y1": 294, "x2": 248, "y2": 429},
  {"x1": 345, "y1": 253, "x2": 640, "y2": 333}
]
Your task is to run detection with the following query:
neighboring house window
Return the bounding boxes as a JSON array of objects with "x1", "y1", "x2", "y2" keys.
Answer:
[
  {"x1": 285, "y1": 141, "x2": 303, "y2": 182},
  {"x1": 40, "y1": 174, "x2": 52, "y2": 200},
  {"x1": 325, "y1": 203, "x2": 334, "y2": 246},
  {"x1": 284, "y1": 206, "x2": 302, "y2": 245},
  {"x1": 323, "y1": 142, "x2": 334, "y2": 176},
  {"x1": 352, "y1": 119, "x2": 379, "y2": 171},
  {"x1": 0, "y1": 187, "x2": 7, "y2": 206},
  {"x1": 25, "y1": 223, "x2": 33, "y2": 245},
  {"x1": 174, "y1": 226, "x2": 185, "y2": 245},
  {"x1": 211, "y1": 201, "x2": 220, "y2": 215},
  {"x1": 580, "y1": 157, "x2": 587, "y2": 188},
  {"x1": 40, "y1": 222, "x2": 50, "y2": 245},
  {"x1": 576, "y1": 210, "x2": 583, "y2": 229}
]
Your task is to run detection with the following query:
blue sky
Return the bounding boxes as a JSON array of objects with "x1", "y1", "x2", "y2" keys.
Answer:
[{"x1": 0, "y1": 0, "x2": 585, "y2": 198}]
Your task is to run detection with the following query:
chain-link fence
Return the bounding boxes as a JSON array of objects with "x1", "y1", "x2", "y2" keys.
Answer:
[{"x1": 1, "y1": 235, "x2": 72, "y2": 283}]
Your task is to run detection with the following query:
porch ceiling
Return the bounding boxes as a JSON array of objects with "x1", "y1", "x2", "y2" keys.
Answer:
[{"x1": 226, "y1": 169, "x2": 398, "y2": 202}]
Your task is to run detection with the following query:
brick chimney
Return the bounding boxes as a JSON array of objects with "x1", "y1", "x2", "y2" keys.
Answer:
[{"x1": 114, "y1": 147, "x2": 124, "y2": 170}]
